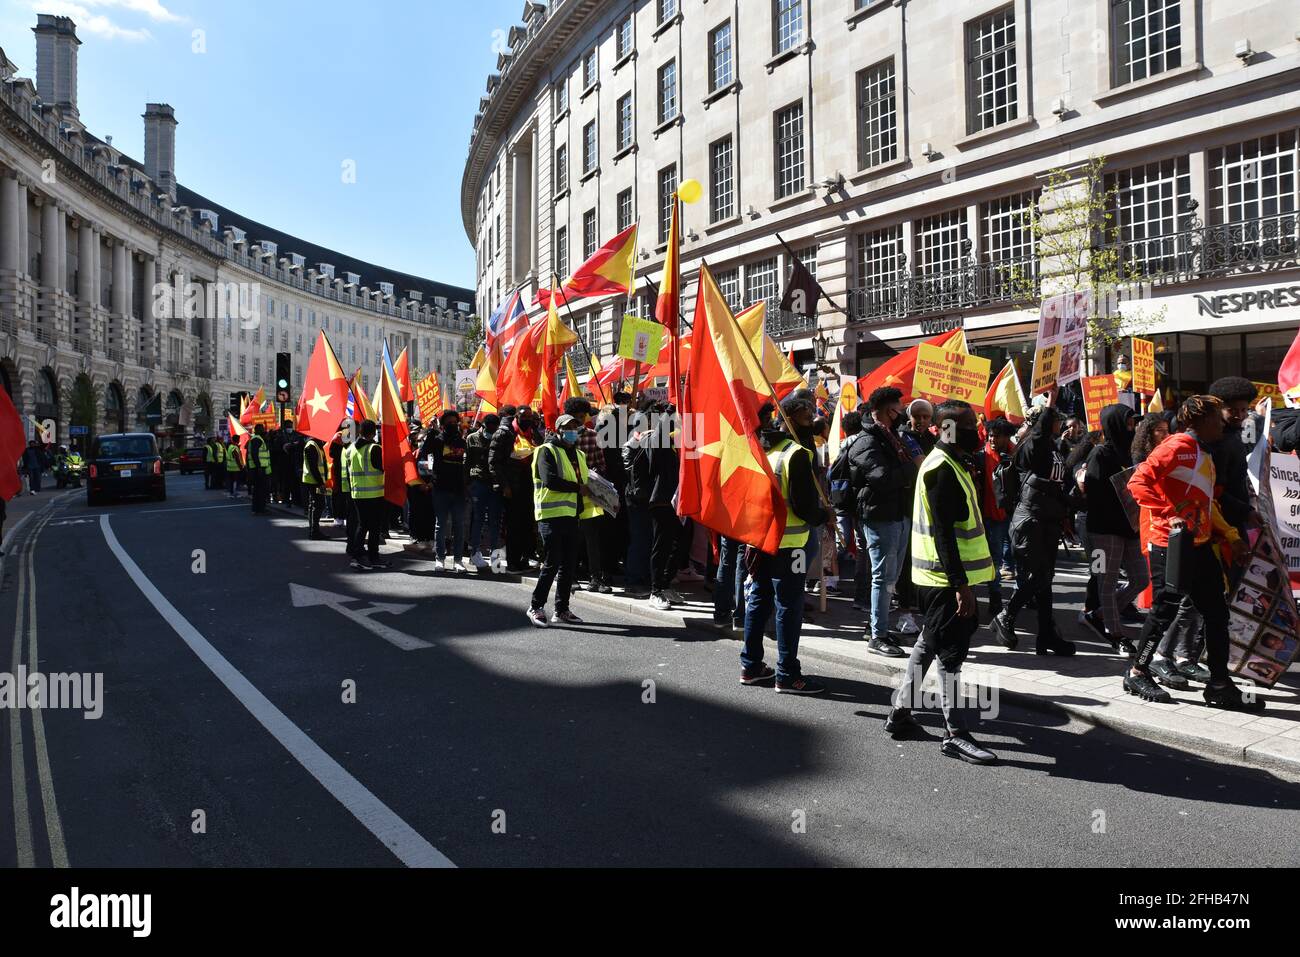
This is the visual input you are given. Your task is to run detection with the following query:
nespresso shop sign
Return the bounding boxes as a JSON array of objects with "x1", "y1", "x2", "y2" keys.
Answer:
[{"x1": 1195, "y1": 285, "x2": 1300, "y2": 319}]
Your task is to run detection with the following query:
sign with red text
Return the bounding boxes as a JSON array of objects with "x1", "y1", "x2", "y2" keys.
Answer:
[
  {"x1": 415, "y1": 372, "x2": 444, "y2": 423},
  {"x1": 1131, "y1": 337, "x2": 1156, "y2": 395},
  {"x1": 912, "y1": 343, "x2": 991, "y2": 406},
  {"x1": 1082, "y1": 374, "x2": 1120, "y2": 432}
]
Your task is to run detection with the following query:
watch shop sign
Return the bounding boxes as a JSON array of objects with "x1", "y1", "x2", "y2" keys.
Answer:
[{"x1": 1195, "y1": 284, "x2": 1300, "y2": 319}]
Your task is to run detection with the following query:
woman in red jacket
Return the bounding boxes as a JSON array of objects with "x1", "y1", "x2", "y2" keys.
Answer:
[{"x1": 1123, "y1": 396, "x2": 1261, "y2": 712}]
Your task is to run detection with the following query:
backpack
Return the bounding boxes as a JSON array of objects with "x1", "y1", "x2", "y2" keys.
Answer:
[
  {"x1": 828, "y1": 435, "x2": 859, "y2": 510},
  {"x1": 992, "y1": 452, "x2": 1020, "y2": 513}
]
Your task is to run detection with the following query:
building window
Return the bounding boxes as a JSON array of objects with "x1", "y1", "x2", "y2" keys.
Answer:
[
  {"x1": 253, "y1": 357, "x2": 261, "y2": 382},
  {"x1": 745, "y1": 257, "x2": 780, "y2": 306},
  {"x1": 1209, "y1": 132, "x2": 1299, "y2": 226},
  {"x1": 714, "y1": 268, "x2": 742, "y2": 312},
  {"x1": 616, "y1": 15, "x2": 634, "y2": 60},
  {"x1": 774, "y1": 102, "x2": 806, "y2": 199},
  {"x1": 554, "y1": 80, "x2": 568, "y2": 116},
  {"x1": 773, "y1": 0, "x2": 803, "y2": 55},
  {"x1": 1105, "y1": 156, "x2": 1193, "y2": 277},
  {"x1": 916, "y1": 210, "x2": 968, "y2": 276},
  {"x1": 583, "y1": 50, "x2": 598, "y2": 90},
  {"x1": 709, "y1": 21, "x2": 734, "y2": 92},
  {"x1": 555, "y1": 144, "x2": 569, "y2": 194},
  {"x1": 584, "y1": 208, "x2": 598, "y2": 260},
  {"x1": 615, "y1": 93, "x2": 634, "y2": 152},
  {"x1": 617, "y1": 188, "x2": 634, "y2": 233},
  {"x1": 657, "y1": 60, "x2": 678, "y2": 125},
  {"x1": 856, "y1": 59, "x2": 897, "y2": 170},
  {"x1": 583, "y1": 121, "x2": 598, "y2": 175},
  {"x1": 238, "y1": 356, "x2": 246, "y2": 381},
  {"x1": 710, "y1": 136, "x2": 735, "y2": 223},
  {"x1": 981, "y1": 192, "x2": 1037, "y2": 297},
  {"x1": 224, "y1": 353, "x2": 231, "y2": 378},
  {"x1": 1111, "y1": 0, "x2": 1181, "y2": 87},
  {"x1": 965, "y1": 6, "x2": 1018, "y2": 134},
  {"x1": 856, "y1": 225, "x2": 905, "y2": 316},
  {"x1": 658, "y1": 165, "x2": 678, "y2": 245},
  {"x1": 657, "y1": 0, "x2": 677, "y2": 25},
  {"x1": 555, "y1": 226, "x2": 569, "y2": 279}
]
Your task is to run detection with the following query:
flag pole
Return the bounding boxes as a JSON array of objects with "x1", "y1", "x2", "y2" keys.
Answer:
[
  {"x1": 701, "y1": 259, "x2": 832, "y2": 510},
  {"x1": 776, "y1": 232, "x2": 851, "y2": 318},
  {"x1": 552, "y1": 276, "x2": 611, "y2": 406}
]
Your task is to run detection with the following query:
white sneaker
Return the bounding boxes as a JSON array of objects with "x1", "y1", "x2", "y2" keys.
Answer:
[
  {"x1": 526, "y1": 607, "x2": 548, "y2": 628},
  {"x1": 443, "y1": 556, "x2": 457, "y2": 572},
  {"x1": 648, "y1": 593, "x2": 673, "y2": 611},
  {"x1": 459, "y1": 557, "x2": 476, "y2": 572},
  {"x1": 896, "y1": 613, "x2": 921, "y2": 635},
  {"x1": 470, "y1": 551, "x2": 489, "y2": 569}
]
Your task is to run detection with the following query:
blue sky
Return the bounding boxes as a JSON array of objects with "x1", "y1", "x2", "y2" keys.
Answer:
[{"x1": 0, "y1": 0, "x2": 519, "y2": 290}]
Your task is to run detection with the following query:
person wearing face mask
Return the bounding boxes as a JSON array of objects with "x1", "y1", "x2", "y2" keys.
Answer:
[
  {"x1": 885, "y1": 400, "x2": 997, "y2": 764},
  {"x1": 846, "y1": 386, "x2": 919, "y2": 658},
  {"x1": 990, "y1": 390, "x2": 1076, "y2": 657},
  {"x1": 527, "y1": 414, "x2": 591, "y2": 628},
  {"x1": 1124, "y1": 395, "x2": 1260, "y2": 712},
  {"x1": 490, "y1": 404, "x2": 540, "y2": 573}
]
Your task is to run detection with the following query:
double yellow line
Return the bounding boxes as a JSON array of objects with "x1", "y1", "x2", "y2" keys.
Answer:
[{"x1": 8, "y1": 503, "x2": 68, "y2": 867}]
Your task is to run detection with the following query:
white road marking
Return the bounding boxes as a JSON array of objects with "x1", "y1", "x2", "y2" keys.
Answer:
[
  {"x1": 99, "y1": 516, "x2": 453, "y2": 868},
  {"x1": 289, "y1": 584, "x2": 429, "y2": 651},
  {"x1": 136, "y1": 504, "x2": 248, "y2": 516},
  {"x1": 8, "y1": 518, "x2": 34, "y2": 867}
]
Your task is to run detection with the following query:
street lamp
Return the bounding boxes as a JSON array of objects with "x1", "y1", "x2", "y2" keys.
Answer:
[{"x1": 812, "y1": 327, "x2": 830, "y2": 366}]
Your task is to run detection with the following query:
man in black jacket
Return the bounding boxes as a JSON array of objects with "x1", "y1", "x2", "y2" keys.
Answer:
[
  {"x1": 466, "y1": 413, "x2": 502, "y2": 568},
  {"x1": 489, "y1": 405, "x2": 540, "y2": 572},
  {"x1": 1207, "y1": 376, "x2": 1261, "y2": 542},
  {"x1": 643, "y1": 402, "x2": 682, "y2": 612},
  {"x1": 847, "y1": 386, "x2": 918, "y2": 658},
  {"x1": 990, "y1": 395, "x2": 1076, "y2": 656}
]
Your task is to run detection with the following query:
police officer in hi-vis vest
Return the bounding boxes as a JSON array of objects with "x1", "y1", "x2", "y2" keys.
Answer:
[
  {"x1": 246, "y1": 424, "x2": 273, "y2": 514},
  {"x1": 224, "y1": 436, "x2": 244, "y2": 498},
  {"x1": 885, "y1": 399, "x2": 999, "y2": 765},
  {"x1": 740, "y1": 393, "x2": 831, "y2": 696},
  {"x1": 204, "y1": 436, "x2": 223, "y2": 490},
  {"x1": 347, "y1": 419, "x2": 390, "y2": 571},
  {"x1": 526, "y1": 414, "x2": 592, "y2": 628},
  {"x1": 302, "y1": 433, "x2": 329, "y2": 540}
]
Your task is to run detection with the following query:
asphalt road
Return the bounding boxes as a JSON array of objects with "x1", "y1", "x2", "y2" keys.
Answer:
[{"x1": 2, "y1": 475, "x2": 1298, "y2": 868}]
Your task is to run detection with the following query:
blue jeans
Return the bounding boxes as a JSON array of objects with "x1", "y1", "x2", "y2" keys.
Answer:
[
  {"x1": 985, "y1": 517, "x2": 1011, "y2": 603},
  {"x1": 624, "y1": 504, "x2": 652, "y2": 588},
  {"x1": 863, "y1": 518, "x2": 909, "y2": 642},
  {"x1": 713, "y1": 536, "x2": 746, "y2": 625},
  {"x1": 433, "y1": 489, "x2": 467, "y2": 560},
  {"x1": 467, "y1": 480, "x2": 504, "y2": 555},
  {"x1": 742, "y1": 547, "x2": 806, "y2": 681}
]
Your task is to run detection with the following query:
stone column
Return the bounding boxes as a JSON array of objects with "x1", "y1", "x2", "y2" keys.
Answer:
[
  {"x1": 40, "y1": 199, "x2": 59, "y2": 289},
  {"x1": 77, "y1": 218, "x2": 95, "y2": 304},
  {"x1": 57, "y1": 205, "x2": 68, "y2": 291},
  {"x1": 17, "y1": 180, "x2": 29, "y2": 276},
  {"x1": 0, "y1": 172, "x2": 19, "y2": 274}
]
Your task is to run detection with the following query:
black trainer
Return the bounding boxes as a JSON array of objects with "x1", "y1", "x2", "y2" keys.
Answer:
[
  {"x1": 1204, "y1": 681, "x2": 1265, "y2": 713},
  {"x1": 1150, "y1": 658, "x2": 1191, "y2": 690},
  {"x1": 1078, "y1": 610, "x2": 1109, "y2": 644},
  {"x1": 867, "y1": 636, "x2": 906, "y2": 658},
  {"x1": 1124, "y1": 671, "x2": 1172, "y2": 703},
  {"x1": 989, "y1": 611, "x2": 1018, "y2": 650},
  {"x1": 740, "y1": 664, "x2": 776, "y2": 685},
  {"x1": 1036, "y1": 629, "x2": 1076, "y2": 657},
  {"x1": 941, "y1": 731, "x2": 997, "y2": 764},
  {"x1": 775, "y1": 674, "x2": 827, "y2": 695},
  {"x1": 884, "y1": 708, "x2": 925, "y2": 739}
]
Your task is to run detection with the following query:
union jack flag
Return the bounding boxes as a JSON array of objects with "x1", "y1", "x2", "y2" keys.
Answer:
[{"x1": 486, "y1": 286, "x2": 529, "y2": 356}]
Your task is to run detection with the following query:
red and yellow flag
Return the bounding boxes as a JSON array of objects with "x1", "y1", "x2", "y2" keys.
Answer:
[
  {"x1": 475, "y1": 340, "x2": 502, "y2": 406},
  {"x1": 735, "y1": 302, "x2": 805, "y2": 403},
  {"x1": 856, "y1": 327, "x2": 967, "y2": 405},
  {"x1": 985, "y1": 359, "x2": 1028, "y2": 425},
  {"x1": 495, "y1": 313, "x2": 547, "y2": 409},
  {"x1": 536, "y1": 224, "x2": 639, "y2": 309},
  {"x1": 540, "y1": 282, "x2": 579, "y2": 427},
  {"x1": 349, "y1": 368, "x2": 377, "y2": 422},
  {"x1": 227, "y1": 412, "x2": 250, "y2": 454},
  {"x1": 373, "y1": 354, "x2": 417, "y2": 506},
  {"x1": 678, "y1": 264, "x2": 786, "y2": 554},
  {"x1": 393, "y1": 347, "x2": 415, "y2": 403},
  {"x1": 295, "y1": 331, "x2": 352, "y2": 442},
  {"x1": 657, "y1": 197, "x2": 681, "y2": 405}
]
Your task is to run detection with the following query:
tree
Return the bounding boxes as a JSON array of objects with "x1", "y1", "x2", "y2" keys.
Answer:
[{"x1": 459, "y1": 314, "x2": 484, "y2": 369}]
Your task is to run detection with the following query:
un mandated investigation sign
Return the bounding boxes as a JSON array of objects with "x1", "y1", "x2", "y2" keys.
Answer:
[{"x1": 912, "y1": 343, "x2": 991, "y2": 406}]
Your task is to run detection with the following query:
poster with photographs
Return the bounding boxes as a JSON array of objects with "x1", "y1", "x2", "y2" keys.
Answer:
[
  {"x1": 1030, "y1": 292, "x2": 1090, "y2": 391},
  {"x1": 1226, "y1": 529, "x2": 1299, "y2": 687}
]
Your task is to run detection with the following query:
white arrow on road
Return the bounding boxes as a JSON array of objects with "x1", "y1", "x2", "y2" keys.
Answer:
[{"x1": 289, "y1": 583, "x2": 431, "y2": 651}]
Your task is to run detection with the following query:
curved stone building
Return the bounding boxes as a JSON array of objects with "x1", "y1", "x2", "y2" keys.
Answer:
[
  {"x1": 464, "y1": 0, "x2": 1299, "y2": 395},
  {"x1": 0, "y1": 15, "x2": 474, "y2": 449}
]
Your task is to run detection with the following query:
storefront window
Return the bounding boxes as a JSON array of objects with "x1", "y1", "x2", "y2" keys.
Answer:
[
  {"x1": 1177, "y1": 333, "x2": 1208, "y2": 395},
  {"x1": 1211, "y1": 334, "x2": 1243, "y2": 380},
  {"x1": 1245, "y1": 329, "x2": 1300, "y2": 385}
]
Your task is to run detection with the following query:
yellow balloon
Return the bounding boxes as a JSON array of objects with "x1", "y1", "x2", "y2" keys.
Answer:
[{"x1": 678, "y1": 179, "x2": 703, "y2": 205}]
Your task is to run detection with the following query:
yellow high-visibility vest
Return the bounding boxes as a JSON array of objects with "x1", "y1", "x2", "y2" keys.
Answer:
[
  {"x1": 225, "y1": 445, "x2": 243, "y2": 471},
  {"x1": 302, "y1": 439, "x2": 325, "y2": 486},
  {"x1": 348, "y1": 441, "x2": 384, "y2": 499},
  {"x1": 531, "y1": 443, "x2": 594, "y2": 521},
  {"x1": 911, "y1": 446, "x2": 994, "y2": 588},
  {"x1": 247, "y1": 435, "x2": 272, "y2": 475},
  {"x1": 767, "y1": 437, "x2": 812, "y2": 551}
]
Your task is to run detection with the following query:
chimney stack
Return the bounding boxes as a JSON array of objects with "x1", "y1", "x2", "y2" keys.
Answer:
[
  {"x1": 143, "y1": 103, "x2": 178, "y2": 201},
  {"x1": 32, "y1": 15, "x2": 81, "y2": 120}
]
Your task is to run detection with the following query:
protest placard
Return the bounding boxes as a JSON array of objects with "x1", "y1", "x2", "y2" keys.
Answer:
[
  {"x1": 1081, "y1": 374, "x2": 1119, "y2": 431},
  {"x1": 912, "y1": 343, "x2": 992, "y2": 406},
  {"x1": 617, "y1": 315, "x2": 664, "y2": 364},
  {"x1": 1131, "y1": 337, "x2": 1156, "y2": 395},
  {"x1": 415, "y1": 372, "x2": 443, "y2": 422}
]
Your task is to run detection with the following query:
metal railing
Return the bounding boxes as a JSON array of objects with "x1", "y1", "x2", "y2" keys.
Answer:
[{"x1": 848, "y1": 247, "x2": 1040, "y2": 326}]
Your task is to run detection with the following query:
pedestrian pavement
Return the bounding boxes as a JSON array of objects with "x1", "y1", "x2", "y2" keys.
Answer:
[{"x1": 523, "y1": 557, "x2": 1300, "y2": 780}]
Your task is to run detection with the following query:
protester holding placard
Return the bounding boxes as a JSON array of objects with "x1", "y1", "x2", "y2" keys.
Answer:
[
  {"x1": 1124, "y1": 396, "x2": 1262, "y2": 712},
  {"x1": 990, "y1": 395, "x2": 1077, "y2": 657}
]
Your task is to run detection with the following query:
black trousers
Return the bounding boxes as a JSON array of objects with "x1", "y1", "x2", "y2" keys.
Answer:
[
  {"x1": 650, "y1": 505, "x2": 679, "y2": 593},
  {"x1": 250, "y1": 469, "x2": 270, "y2": 513},
  {"x1": 532, "y1": 518, "x2": 579, "y2": 613},
  {"x1": 305, "y1": 486, "x2": 326, "y2": 538},
  {"x1": 1005, "y1": 510, "x2": 1060, "y2": 635},
  {"x1": 350, "y1": 497, "x2": 386, "y2": 559},
  {"x1": 408, "y1": 486, "x2": 434, "y2": 542},
  {"x1": 581, "y1": 517, "x2": 605, "y2": 583},
  {"x1": 505, "y1": 489, "x2": 536, "y2": 569},
  {"x1": 1133, "y1": 542, "x2": 1230, "y2": 682}
]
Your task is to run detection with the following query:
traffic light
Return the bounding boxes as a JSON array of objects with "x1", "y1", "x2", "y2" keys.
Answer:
[{"x1": 275, "y1": 353, "x2": 292, "y2": 404}]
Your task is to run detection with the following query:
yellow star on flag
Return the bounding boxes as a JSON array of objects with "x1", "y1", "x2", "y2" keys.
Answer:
[
  {"x1": 700, "y1": 413, "x2": 767, "y2": 484},
  {"x1": 305, "y1": 389, "x2": 332, "y2": 416}
]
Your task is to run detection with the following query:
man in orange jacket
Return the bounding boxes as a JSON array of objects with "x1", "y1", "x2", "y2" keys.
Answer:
[{"x1": 1124, "y1": 395, "x2": 1261, "y2": 712}]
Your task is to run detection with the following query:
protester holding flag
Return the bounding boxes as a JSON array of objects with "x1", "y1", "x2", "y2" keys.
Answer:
[
  {"x1": 991, "y1": 398, "x2": 1077, "y2": 657},
  {"x1": 885, "y1": 400, "x2": 998, "y2": 765},
  {"x1": 428, "y1": 408, "x2": 471, "y2": 572},
  {"x1": 846, "y1": 386, "x2": 918, "y2": 658},
  {"x1": 490, "y1": 404, "x2": 540, "y2": 573},
  {"x1": 1124, "y1": 396, "x2": 1260, "y2": 712}
]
